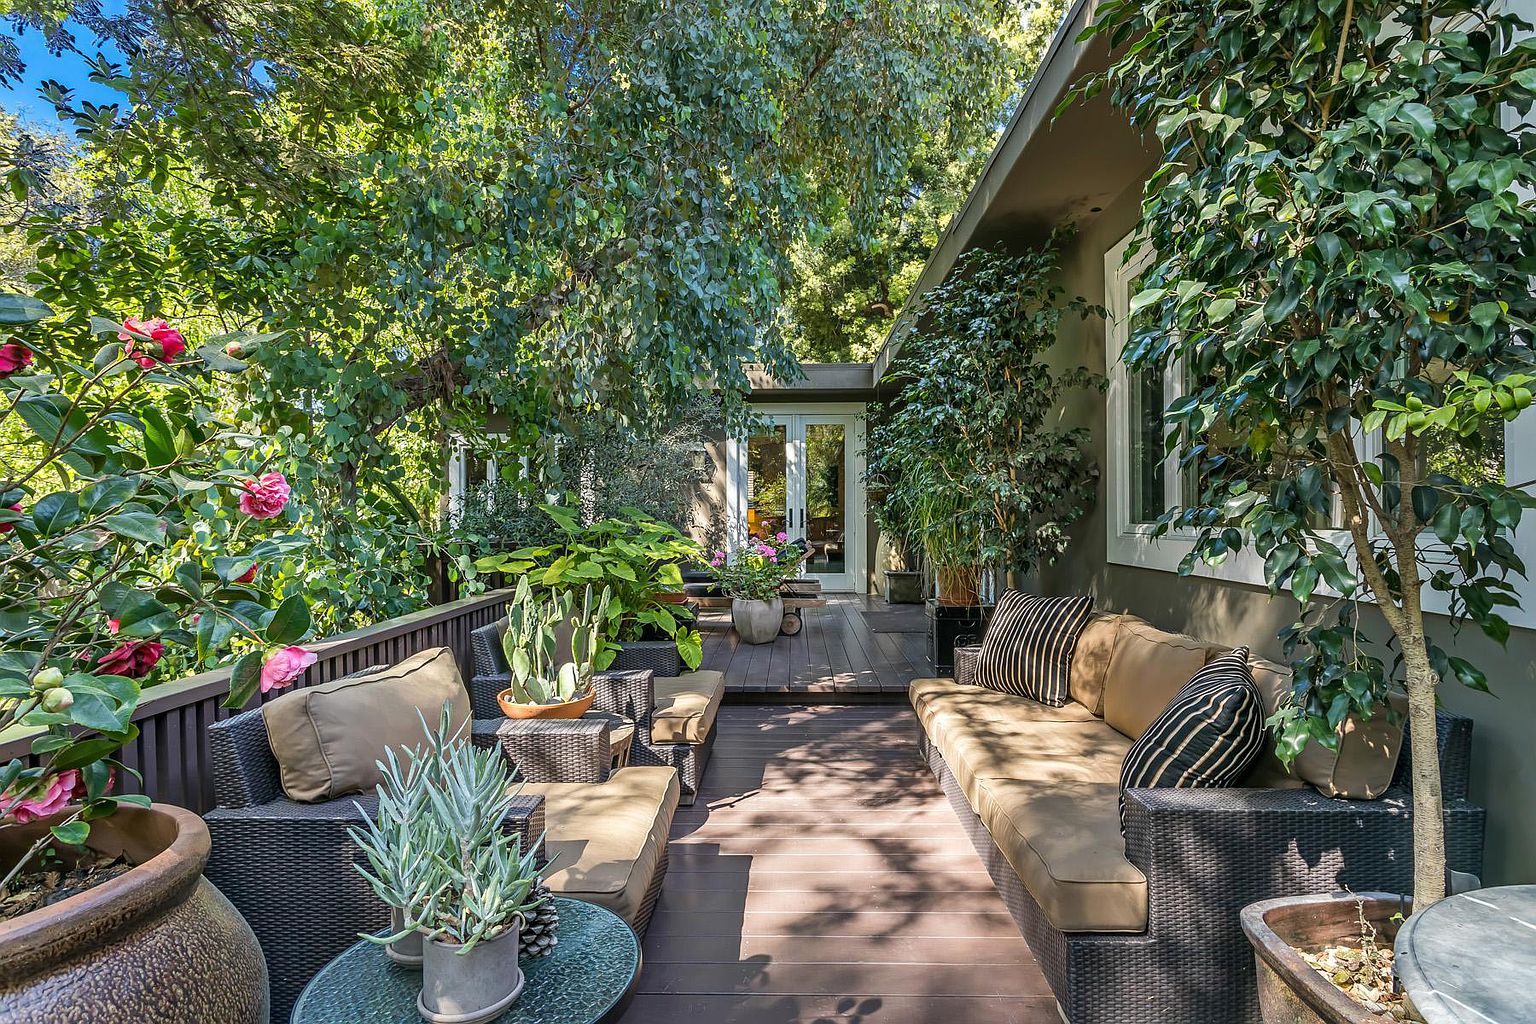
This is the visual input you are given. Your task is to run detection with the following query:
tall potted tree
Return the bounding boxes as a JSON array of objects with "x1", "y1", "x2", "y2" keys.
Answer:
[{"x1": 1086, "y1": 1, "x2": 1536, "y2": 1017}]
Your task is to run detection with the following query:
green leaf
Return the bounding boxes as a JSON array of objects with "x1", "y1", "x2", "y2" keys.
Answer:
[
  {"x1": 101, "y1": 512, "x2": 167, "y2": 545},
  {"x1": 224, "y1": 651, "x2": 267, "y2": 709},
  {"x1": 0, "y1": 293, "x2": 53, "y2": 324},
  {"x1": 30, "y1": 491, "x2": 81, "y2": 535},
  {"x1": 676, "y1": 628, "x2": 703, "y2": 670},
  {"x1": 50, "y1": 820, "x2": 90, "y2": 846},
  {"x1": 264, "y1": 594, "x2": 312, "y2": 646},
  {"x1": 82, "y1": 476, "x2": 138, "y2": 514}
]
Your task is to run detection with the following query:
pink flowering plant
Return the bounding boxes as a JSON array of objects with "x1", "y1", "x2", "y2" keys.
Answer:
[
  {"x1": 704, "y1": 533, "x2": 805, "y2": 601},
  {"x1": 0, "y1": 294, "x2": 314, "y2": 892}
]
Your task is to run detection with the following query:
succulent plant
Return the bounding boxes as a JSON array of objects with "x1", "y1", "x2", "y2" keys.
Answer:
[{"x1": 500, "y1": 577, "x2": 611, "y2": 705}]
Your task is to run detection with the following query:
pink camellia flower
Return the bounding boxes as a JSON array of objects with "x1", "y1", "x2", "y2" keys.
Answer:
[
  {"x1": 0, "y1": 342, "x2": 33, "y2": 376},
  {"x1": 106, "y1": 617, "x2": 121, "y2": 634},
  {"x1": 0, "y1": 501, "x2": 21, "y2": 535},
  {"x1": 261, "y1": 646, "x2": 316, "y2": 693},
  {"x1": 775, "y1": 531, "x2": 788, "y2": 543},
  {"x1": 5, "y1": 770, "x2": 85, "y2": 824},
  {"x1": 235, "y1": 563, "x2": 258, "y2": 584},
  {"x1": 238, "y1": 472, "x2": 291, "y2": 520},
  {"x1": 97, "y1": 640, "x2": 165, "y2": 679},
  {"x1": 118, "y1": 317, "x2": 187, "y2": 369}
]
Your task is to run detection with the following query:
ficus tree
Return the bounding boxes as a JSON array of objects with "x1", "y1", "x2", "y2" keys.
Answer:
[
  {"x1": 1085, "y1": 0, "x2": 1536, "y2": 908},
  {"x1": 868, "y1": 239, "x2": 1103, "y2": 596}
]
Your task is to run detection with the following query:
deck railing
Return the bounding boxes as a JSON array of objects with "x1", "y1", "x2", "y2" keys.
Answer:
[{"x1": 0, "y1": 589, "x2": 513, "y2": 814}]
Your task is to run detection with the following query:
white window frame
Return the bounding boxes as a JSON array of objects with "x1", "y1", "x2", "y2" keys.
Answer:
[{"x1": 447, "y1": 435, "x2": 529, "y2": 523}]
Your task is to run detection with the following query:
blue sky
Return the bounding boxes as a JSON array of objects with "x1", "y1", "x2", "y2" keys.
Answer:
[{"x1": 3, "y1": 11, "x2": 128, "y2": 130}]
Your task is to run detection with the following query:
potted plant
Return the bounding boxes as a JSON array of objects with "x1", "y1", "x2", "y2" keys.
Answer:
[
  {"x1": 352, "y1": 711, "x2": 544, "y2": 1024},
  {"x1": 703, "y1": 534, "x2": 805, "y2": 644},
  {"x1": 866, "y1": 470, "x2": 924, "y2": 604},
  {"x1": 0, "y1": 300, "x2": 316, "y2": 1022},
  {"x1": 1085, "y1": 2, "x2": 1536, "y2": 1018},
  {"x1": 475, "y1": 502, "x2": 704, "y2": 675},
  {"x1": 496, "y1": 578, "x2": 609, "y2": 719}
]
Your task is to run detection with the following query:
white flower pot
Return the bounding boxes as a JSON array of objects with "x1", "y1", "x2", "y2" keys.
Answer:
[
  {"x1": 732, "y1": 597, "x2": 783, "y2": 645},
  {"x1": 417, "y1": 923, "x2": 524, "y2": 1024}
]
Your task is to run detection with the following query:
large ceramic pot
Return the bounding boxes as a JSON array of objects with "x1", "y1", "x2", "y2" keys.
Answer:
[
  {"x1": 1241, "y1": 891, "x2": 1410, "y2": 1024},
  {"x1": 0, "y1": 802, "x2": 268, "y2": 1024},
  {"x1": 497, "y1": 689, "x2": 596, "y2": 720},
  {"x1": 418, "y1": 922, "x2": 524, "y2": 1024},
  {"x1": 732, "y1": 597, "x2": 783, "y2": 645}
]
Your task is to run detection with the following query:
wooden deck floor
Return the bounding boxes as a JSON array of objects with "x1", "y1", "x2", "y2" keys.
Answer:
[
  {"x1": 619, "y1": 705, "x2": 1058, "y2": 1024},
  {"x1": 699, "y1": 595, "x2": 931, "y2": 698}
]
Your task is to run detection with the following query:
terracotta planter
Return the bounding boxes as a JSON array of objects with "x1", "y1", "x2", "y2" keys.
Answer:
[
  {"x1": 1242, "y1": 892, "x2": 1411, "y2": 1024},
  {"x1": 936, "y1": 566, "x2": 979, "y2": 606},
  {"x1": 652, "y1": 591, "x2": 689, "y2": 605},
  {"x1": 732, "y1": 597, "x2": 783, "y2": 644},
  {"x1": 0, "y1": 802, "x2": 268, "y2": 1024},
  {"x1": 496, "y1": 689, "x2": 596, "y2": 719}
]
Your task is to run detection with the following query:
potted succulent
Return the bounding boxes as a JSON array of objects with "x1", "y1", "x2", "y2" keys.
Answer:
[
  {"x1": 704, "y1": 534, "x2": 805, "y2": 644},
  {"x1": 497, "y1": 578, "x2": 610, "y2": 719},
  {"x1": 475, "y1": 502, "x2": 704, "y2": 675},
  {"x1": 0, "y1": 300, "x2": 314, "y2": 1022},
  {"x1": 352, "y1": 711, "x2": 544, "y2": 1024}
]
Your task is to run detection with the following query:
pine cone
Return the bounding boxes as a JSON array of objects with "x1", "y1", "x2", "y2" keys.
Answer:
[{"x1": 520, "y1": 885, "x2": 560, "y2": 959}]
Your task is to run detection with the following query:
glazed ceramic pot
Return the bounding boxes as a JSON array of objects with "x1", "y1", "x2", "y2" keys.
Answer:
[
  {"x1": 1241, "y1": 892, "x2": 1410, "y2": 1024},
  {"x1": 417, "y1": 923, "x2": 524, "y2": 1024},
  {"x1": 496, "y1": 689, "x2": 596, "y2": 720},
  {"x1": 0, "y1": 802, "x2": 268, "y2": 1024},
  {"x1": 732, "y1": 597, "x2": 783, "y2": 644}
]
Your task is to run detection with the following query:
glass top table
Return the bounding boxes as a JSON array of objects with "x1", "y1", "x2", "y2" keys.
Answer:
[{"x1": 291, "y1": 897, "x2": 641, "y2": 1024}]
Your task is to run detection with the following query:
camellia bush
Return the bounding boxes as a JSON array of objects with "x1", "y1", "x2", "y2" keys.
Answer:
[
  {"x1": 0, "y1": 296, "x2": 316, "y2": 889},
  {"x1": 1085, "y1": 0, "x2": 1536, "y2": 908},
  {"x1": 869, "y1": 239, "x2": 1104, "y2": 593}
]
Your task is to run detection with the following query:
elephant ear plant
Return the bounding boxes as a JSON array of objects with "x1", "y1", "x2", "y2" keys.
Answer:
[
  {"x1": 500, "y1": 577, "x2": 610, "y2": 705},
  {"x1": 1083, "y1": 0, "x2": 1536, "y2": 910}
]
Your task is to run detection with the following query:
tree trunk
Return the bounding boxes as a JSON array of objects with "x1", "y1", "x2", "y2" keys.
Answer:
[{"x1": 1400, "y1": 639, "x2": 1447, "y2": 911}]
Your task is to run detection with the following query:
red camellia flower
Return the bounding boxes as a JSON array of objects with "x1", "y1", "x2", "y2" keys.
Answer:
[
  {"x1": 0, "y1": 502, "x2": 20, "y2": 535},
  {"x1": 0, "y1": 342, "x2": 33, "y2": 376},
  {"x1": 96, "y1": 640, "x2": 166, "y2": 679},
  {"x1": 118, "y1": 317, "x2": 187, "y2": 369},
  {"x1": 4, "y1": 770, "x2": 86, "y2": 824},
  {"x1": 236, "y1": 563, "x2": 258, "y2": 584},
  {"x1": 260, "y1": 646, "x2": 317, "y2": 693},
  {"x1": 238, "y1": 472, "x2": 291, "y2": 520}
]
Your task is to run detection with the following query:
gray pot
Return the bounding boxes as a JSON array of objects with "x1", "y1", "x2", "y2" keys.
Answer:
[
  {"x1": 386, "y1": 906, "x2": 423, "y2": 966},
  {"x1": 417, "y1": 922, "x2": 524, "y2": 1024},
  {"x1": 883, "y1": 570, "x2": 924, "y2": 604},
  {"x1": 732, "y1": 597, "x2": 783, "y2": 645}
]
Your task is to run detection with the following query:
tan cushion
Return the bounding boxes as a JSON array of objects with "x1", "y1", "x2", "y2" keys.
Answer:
[
  {"x1": 929, "y1": 709, "x2": 1131, "y2": 805},
  {"x1": 1238, "y1": 657, "x2": 1306, "y2": 789},
  {"x1": 1068, "y1": 613, "x2": 1137, "y2": 716},
  {"x1": 1293, "y1": 688, "x2": 1409, "y2": 799},
  {"x1": 1101, "y1": 619, "x2": 1224, "y2": 740},
  {"x1": 262, "y1": 647, "x2": 470, "y2": 803},
  {"x1": 909, "y1": 676, "x2": 1097, "y2": 733},
  {"x1": 974, "y1": 777, "x2": 1148, "y2": 932},
  {"x1": 528, "y1": 766, "x2": 679, "y2": 924},
  {"x1": 652, "y1": 671, "x2": 724, "y2": 745}
]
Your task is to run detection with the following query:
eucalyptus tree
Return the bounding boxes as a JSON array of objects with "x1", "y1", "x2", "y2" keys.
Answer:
[{"x1": 1085, "y1": 0, "x2": 1536, "y2": 908}]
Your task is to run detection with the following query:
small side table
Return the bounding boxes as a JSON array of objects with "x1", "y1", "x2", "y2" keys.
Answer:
[
  {"x1": 584, "y1": 710, "x2": 635, "y2": 769},
  {"x1": 1394, "y1": 884, "x2": 1536, "y2": 1023},
  {"x1": 291, "y1": 898, "x2": 640, "y2": 1024}
]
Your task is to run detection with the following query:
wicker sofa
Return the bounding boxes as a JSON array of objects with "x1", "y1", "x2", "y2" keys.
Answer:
[
  {"x1": 913, "y1": 628, "x2": 1485, "y2": 1024},
  {"x1": 206, "y1": 661, "x2": 677, "y2": 1021},
  {"x1": 471, "y1": 620, "x2": 721, "y2": 804}
]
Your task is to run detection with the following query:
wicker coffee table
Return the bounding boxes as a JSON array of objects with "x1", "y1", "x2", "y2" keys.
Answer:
[{"x1": 290, "y1": 898, "x2": 641, "y2": 1024}]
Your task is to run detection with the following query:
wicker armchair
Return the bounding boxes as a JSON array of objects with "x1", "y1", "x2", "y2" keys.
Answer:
[
  {"x1": 204, "y1": 682, "x2": 547, "y2": 1023},
  {"x1": 933, "y1": 645, "x2": 1485, "y2": 1024},
  {"x1": 471, "y1": 620, "x2": 715, "y2": 804}
]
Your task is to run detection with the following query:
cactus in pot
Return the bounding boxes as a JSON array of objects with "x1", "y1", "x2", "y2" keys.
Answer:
[{"x1": 498, "y1": 578, "x2": 610, "y2": 717}]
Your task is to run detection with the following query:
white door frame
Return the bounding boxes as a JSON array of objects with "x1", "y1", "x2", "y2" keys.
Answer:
[{"x1": 726, "y1": 403, "x2": 867, "y2": 593}]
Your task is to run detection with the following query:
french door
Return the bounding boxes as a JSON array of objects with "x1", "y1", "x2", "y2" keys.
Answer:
[{"x1": 727, "y1": 409, "x2": 865, "y2": 592}]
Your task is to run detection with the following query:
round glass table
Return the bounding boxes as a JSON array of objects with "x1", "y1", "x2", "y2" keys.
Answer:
[{"x1": 291, "y1": 898, "x2": 641, "y2": 1024}]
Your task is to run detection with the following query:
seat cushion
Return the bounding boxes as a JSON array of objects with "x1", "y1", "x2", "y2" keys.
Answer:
[
  {"x1": 1101, "y1": 619, "x2": 1225, "y2": 739},
  {"x1": 973, "y1": 777, "x2": 1148, "y2": 932},
  {"x1": 1119, "y1": 648, "x2": 1267, "y2": 826},
  {"x1": 262, "y1": 646, "x2": 471, "y2": 803},
  {"x1": 928, "y1": 703, "x2": 1130, "y2": 805},
  {"x1": 974, "y1": 591, "x2": 1093, "y2": 705},
  {"x1": 526, "y1": 766, "x2": 680, "y2": 925},
  {"x1": 909, "y1": 676, "x2": 1098, "y2": 742},
  {"x1": 652, "y1": 671, "x2": 724, "y2": 745}
]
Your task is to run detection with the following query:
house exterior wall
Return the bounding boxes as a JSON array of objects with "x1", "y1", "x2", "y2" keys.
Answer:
[{"x1": 1028, "y1": 179, "x2": 1536, "y2": 889}]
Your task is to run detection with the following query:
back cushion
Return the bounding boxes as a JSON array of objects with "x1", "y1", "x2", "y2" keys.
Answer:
[
  {"x1": 1237, "y1": 656, "x2": 1305, "y2": 788},
  {"x1": 1101, "y1": 619, "x2": 1222, "y2": 739},
  {"x1": 1067, "y1": 613, "x2": 1138, "y2": 716},
  {"x1": 263, "y1": 646, "x2": 471, "y2": 803}
]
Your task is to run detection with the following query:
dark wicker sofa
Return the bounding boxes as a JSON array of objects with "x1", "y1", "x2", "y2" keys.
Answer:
[
  {"x1": 915, "y1": 644, "x2": 1485, "y2": 1024},
  {"x1": 471, "y1": 621, "x2": 719, "y2": 804}
]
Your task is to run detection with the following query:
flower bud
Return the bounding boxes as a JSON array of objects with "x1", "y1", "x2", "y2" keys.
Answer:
[
  {"x1": 32, "y1": 666, "x2": 64, "y2": 691},
  {"x1": 224, "y1": 340, "x2": 244, "y2": 358},
  {"x1": 41, "y1": 687, "x2": 74, "y2": 712}
]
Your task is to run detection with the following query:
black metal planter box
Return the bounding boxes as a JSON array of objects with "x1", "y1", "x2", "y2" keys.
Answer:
[{"x1": 925, "y1": 599, "x2": 990, "y2": 675}]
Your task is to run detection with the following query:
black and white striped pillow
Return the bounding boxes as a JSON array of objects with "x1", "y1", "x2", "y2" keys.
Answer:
[
  {"x1": 973, "y1": 591, "x2": 1093, "y2": 706},
  {"x1": 1119, "y1": 647, "x2": 1266, "y2": 828}
]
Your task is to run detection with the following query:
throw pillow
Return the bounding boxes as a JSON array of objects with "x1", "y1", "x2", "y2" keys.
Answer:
[
  {"x1": 1119, "y1": 647, "x2": 1266, "y2": 829},
  {"x1": 973, "y1": 591, "x2": 1093, "y2": 706}
]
